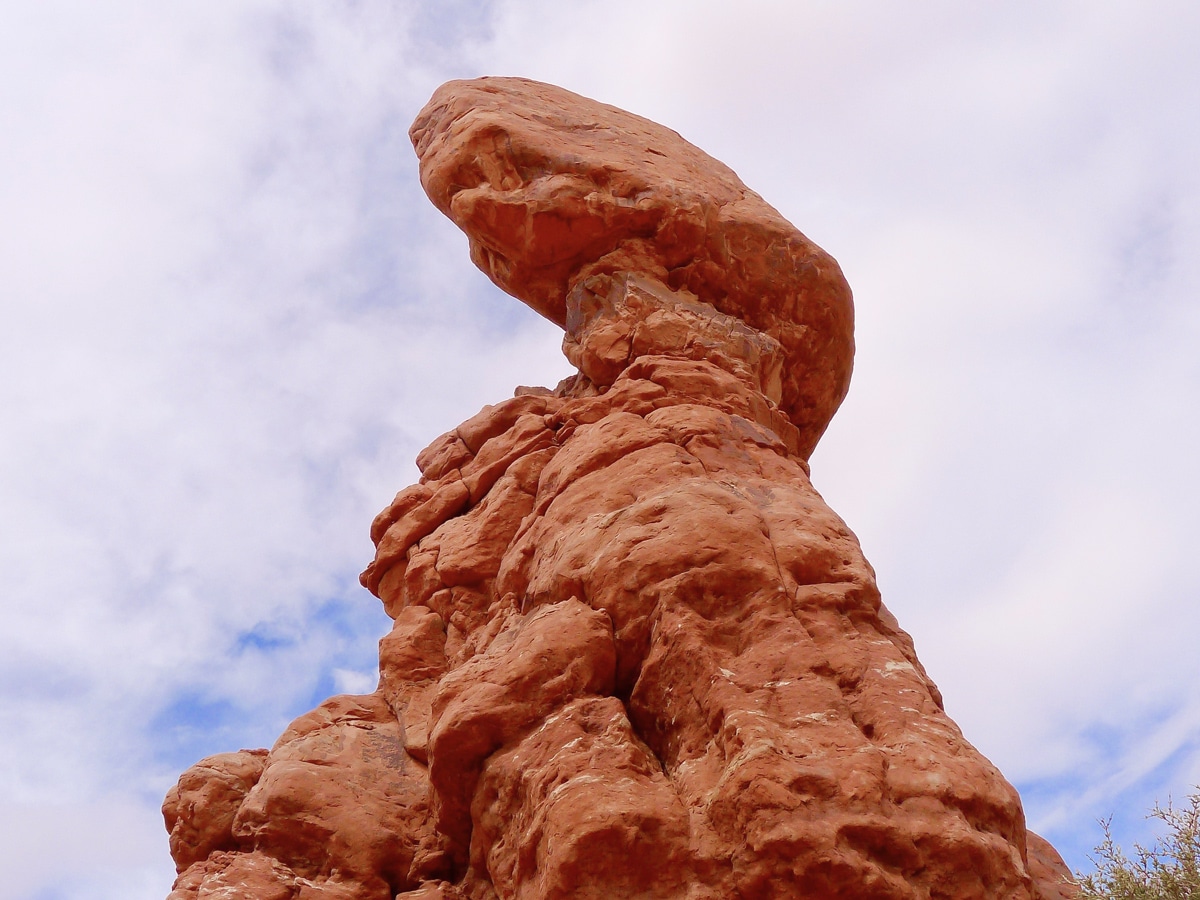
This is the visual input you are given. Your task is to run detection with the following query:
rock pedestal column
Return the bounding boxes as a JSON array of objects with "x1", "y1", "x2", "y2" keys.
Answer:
[{"x1": 163, "y1": 77, "x2": 1077, "y2": 900}]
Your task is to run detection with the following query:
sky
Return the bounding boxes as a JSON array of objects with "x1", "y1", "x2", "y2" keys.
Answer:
[{"x1": 1, "y1": 2, "x2": 1198, "y2": 897}]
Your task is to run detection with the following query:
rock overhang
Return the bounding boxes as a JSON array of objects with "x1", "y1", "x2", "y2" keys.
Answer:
[{"x1": 411, "y1": 75, "x2": 855, "y2": 459}]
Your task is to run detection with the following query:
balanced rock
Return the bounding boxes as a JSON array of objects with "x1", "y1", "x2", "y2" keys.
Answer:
[
  {"x1": 164, "y1": 77, "x2": 1076, "y2": 900},
  {"x1": 410, "y1": 77, "x2": 853, "y2": 458}
]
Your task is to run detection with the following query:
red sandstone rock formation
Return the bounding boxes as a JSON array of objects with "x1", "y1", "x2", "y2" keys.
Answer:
[{"x1": 163, "y1": 77, "x2": 1078, "y2": 900}]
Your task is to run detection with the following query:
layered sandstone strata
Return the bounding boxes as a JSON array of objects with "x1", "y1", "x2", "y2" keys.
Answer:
[{"x1": 164, "y1": 77, "x2": 1077, "y2": 900}]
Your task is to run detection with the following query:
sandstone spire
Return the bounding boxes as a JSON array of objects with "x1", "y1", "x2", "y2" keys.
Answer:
[{"x1": 163, "y1": 77, "x2": 1077, "y2": 900}]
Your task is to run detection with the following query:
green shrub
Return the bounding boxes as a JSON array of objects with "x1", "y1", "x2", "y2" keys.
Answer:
[{"x1": 1078, "y1": 790, "x2": 1200, "y2": 900}]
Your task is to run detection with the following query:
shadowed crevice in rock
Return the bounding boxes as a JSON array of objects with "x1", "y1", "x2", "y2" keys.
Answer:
[{"x1": 161, "y1": 77, "x2": 1078, "y2": 900}]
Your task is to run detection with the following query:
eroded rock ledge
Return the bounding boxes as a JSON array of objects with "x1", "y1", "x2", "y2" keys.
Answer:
[{"x1": 163, "y1": 77, "x2": 1077, "y2": 900}]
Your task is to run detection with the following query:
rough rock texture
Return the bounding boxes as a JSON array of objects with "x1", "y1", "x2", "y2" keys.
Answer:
[
  {"x1": 410, "y1": 77, "x2": 853, "y2": 460},
  {"x1": 164, "y1": 77, "x2": 1078, "y2": 900}
]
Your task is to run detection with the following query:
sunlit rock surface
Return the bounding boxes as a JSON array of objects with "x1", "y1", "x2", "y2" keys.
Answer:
[{"x1": 164, "y1": 76, "x2": 1076, "y2": 900}]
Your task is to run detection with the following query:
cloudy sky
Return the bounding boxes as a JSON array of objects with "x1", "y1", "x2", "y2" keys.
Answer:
[{"x1": 2, "y1": 2, "x2": 1198, "y2": 897}]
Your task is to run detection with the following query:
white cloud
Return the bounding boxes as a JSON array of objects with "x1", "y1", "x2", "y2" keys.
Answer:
[
  {"x1": 2, "y1": 1, "x2": 1198, "y2": 895},
  {"x1": 333, "y1": 666, "x2": 379, "y2": 696},
  {"x1": 0, "y1": 796, "x2": 174, "y2": 900}
]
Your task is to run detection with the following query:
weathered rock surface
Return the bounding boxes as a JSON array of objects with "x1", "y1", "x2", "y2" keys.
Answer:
[
  {"x1": 166, "y1": 693, "x2": 442, "y2": 899},
  {"x1": 164, "y1": 77, "x2": 1078, "y2": 900},
  {"x1": 410, "y1": 77, "x2": 853, "y2": 459},
  {"x1": 164, "y1": 749, "x2": 268, "y2": 871}
]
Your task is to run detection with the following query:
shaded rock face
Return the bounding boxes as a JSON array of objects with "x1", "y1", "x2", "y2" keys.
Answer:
[{"x1": 164, "y1": 77, "x2": 1077, "y2": 900}]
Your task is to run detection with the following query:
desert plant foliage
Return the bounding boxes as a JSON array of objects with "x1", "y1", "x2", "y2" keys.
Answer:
[{"x1": 1078, "y1": 791, "x2": 1200, "y2": 900}]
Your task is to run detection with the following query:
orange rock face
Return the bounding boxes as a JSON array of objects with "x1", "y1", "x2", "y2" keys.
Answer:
[
  {"x1": 164, "y1": 77, "x2": 1077, "y2": 900},
  {"x1": 410, "y1": 77, "x2": 853, "y2": 459}
]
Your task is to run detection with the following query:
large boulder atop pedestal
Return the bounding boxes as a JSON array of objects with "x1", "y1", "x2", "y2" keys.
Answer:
[{"x1": 411, "y1": 76, "x2": 854, "y2": 459}]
